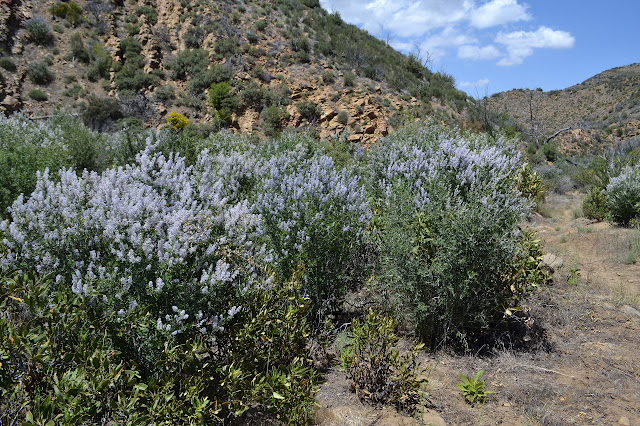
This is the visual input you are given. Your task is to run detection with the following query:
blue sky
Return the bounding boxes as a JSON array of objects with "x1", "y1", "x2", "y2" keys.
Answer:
[{"x1": 318, "y1": 0, "x2": 640, "y2": 96}]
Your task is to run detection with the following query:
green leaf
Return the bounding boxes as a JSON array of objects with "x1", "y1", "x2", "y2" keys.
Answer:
[{"x1": 272, "y1": 391, "x2": 285, "y2": 400}]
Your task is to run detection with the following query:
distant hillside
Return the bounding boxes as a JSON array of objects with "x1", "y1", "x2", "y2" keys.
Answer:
[
  {"x1": 486, "y1": 63, "x2": 640, "y2": 155},
  {"x1": 0, "y1": 0, "x2": 469, "y2": 142}
]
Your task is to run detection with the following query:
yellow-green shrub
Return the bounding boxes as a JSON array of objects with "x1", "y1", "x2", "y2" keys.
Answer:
[{"x1": 165, "y1": 111, "x2": 189, "y2": 131}]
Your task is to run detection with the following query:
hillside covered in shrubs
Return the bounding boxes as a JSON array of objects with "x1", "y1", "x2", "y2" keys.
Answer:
[
  {"x1": 0, "y1": 114, "x2": 553, "y2": 423},
  {"x1": 0, "y1": 0, "x2": 471, "y2": 143}
]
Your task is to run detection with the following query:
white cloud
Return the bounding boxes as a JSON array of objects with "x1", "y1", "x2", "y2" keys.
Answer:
[
  {"x1": 469, "y1": 0, "x2": 531, "y2": 29},
  {"x1": 495, "y1": 26, "x2": 575, "y2": 65},
  {"x1": 458, "y1": 44, "x2": 502, "y2": 60},
  {"x1": 320, "y1": 0, "x2": 473, "y2": 38},
  {"x1": 458, "y1": 78, "x2": 490, "y2": 87},
  {"x1": 319, "y1": 1, "x2": 575, "y2": 67},
  {"x1": 419, "y1": 26, "x2": 476, "y2": 59}
]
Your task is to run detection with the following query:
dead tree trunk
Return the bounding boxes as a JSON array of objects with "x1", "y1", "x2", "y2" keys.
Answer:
[{"x1": 545, "y1": 126, "x2": 573, "y2": 144}]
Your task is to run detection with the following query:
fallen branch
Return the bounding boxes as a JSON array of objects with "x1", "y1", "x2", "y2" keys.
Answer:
[
  {"x1": 515, "y1": 363, "x2": 576, "y2": 379},
  {"x1": 545, "y1": 126, "x2": 573, "y2": 144}
]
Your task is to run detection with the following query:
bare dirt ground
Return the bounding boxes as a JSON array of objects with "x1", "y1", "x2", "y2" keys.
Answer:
[{"x1": 316, "y1": 192, "x2": 640, "y2": 425}]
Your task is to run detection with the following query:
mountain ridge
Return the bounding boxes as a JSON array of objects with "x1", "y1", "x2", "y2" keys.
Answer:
[{"x1": 487, "y1": 62, "x2": 640, "y2": 155}]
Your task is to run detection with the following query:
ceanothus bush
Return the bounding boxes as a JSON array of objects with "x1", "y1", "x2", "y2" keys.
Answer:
[
  {"x1": 367, "y1": 125, "x2": 538, "y2": 346},
  {"x1": 605, "y1": 165, "x2": 640, "y2": 225},
  {"x1": 1, "y1": 138, "x2": 265, "y2": 368},
  {"x1": 254, "y1": 138, "x2": 371, "y2": 318}
]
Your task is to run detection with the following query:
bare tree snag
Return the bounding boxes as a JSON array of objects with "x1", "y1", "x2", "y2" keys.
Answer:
[{"x1": 545, "y1": 126, "x2": 573, "y2": 144}]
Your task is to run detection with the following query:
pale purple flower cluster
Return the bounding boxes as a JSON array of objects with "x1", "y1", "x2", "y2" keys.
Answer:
[
  {"x1": 0, "y1": 139, "x2": 263, "y2": 340},
  {"x1": 370, "y1": 126, "x2": 529, "y2": 215},
  {"x1": 606, "y1": 165, "x2": 640, "y2": 192},
  {"x1": 256, "y1": 149, "x2": 371, "y2": 269}
]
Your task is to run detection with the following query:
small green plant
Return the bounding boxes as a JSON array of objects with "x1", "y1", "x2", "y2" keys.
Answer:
[
  {"x1": 321, "y1": 70, "x2": 335, "y2": 85},
  {"x1": 337, "y1": 111, "x2": 348, "y2": 125},
  {"x1": 254, "y1": 19, "x2": 267, "y2": 31},
  {"x1": 296, "y1": 100, "x2": 321, "y2": 122},
  {"x1": 27, "y1": 62, "x2": 55, "y2": 85},
  {"x1": 567, "y1": 268, "x2": 581, "y2": 286},
  {"x1": 340, "y1": 308, "x2": 426, "y2": 412},
  {"x1": 458, "y1": 370, "x2": 494, "y2": 404},
  {"x1": 515, "y1": 165, "x2": 545, "y2": 203},
  {"x1": 260, "y1": 105, "x2": 289, "y2": 136},
  {"x1": 82, "y1": 95, "x2": 123, "y2": 130},
  {"x1": 0, "y1": 57, "x2": 16, "y2": 72},
  {"x1": 343, "y1": 71, "x2": 355, "y2": 87},
  {"x1": 582, "y1": 186, "x2": 608, "y2": 221},
  {"x1": 28, "y1": 88, "x2": 48, "y2": 101}
]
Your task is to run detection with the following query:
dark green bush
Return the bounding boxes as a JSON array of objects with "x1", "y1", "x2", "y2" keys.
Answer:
[
  {"x1": 208, "y1": 81, "x2": 232, "y2": 110},
  {"x1": 184, "y1": 26, "x2": 205, "y2": 48},
  {"x1": 606, "y1": 167, "x2": 640, "y2": 226},
  {"x1": 337, "y1": 111, "x2": 348, "y2": 125},
  {"x1": 166, "y1": 49, "x2": 209, "y2": 81},
  {"x1": 214, "y1": 37, "x2": 237, "y2": 57},
  {"x1": 0, "y1": 57, "x2": 16, "y2": 72},
  {"x1": 321, "y1": 70, "x2": 335, "y2": 84},
  {"x1": 582, "y1": 186, "x2": 608, "y2": 221},
  {"x1": 27, "y1": 62, "x2": 55, "y2": 85},
  {"x1": 50, "y1": 1, "x2": 84, "y2": 26},
  {"x1": 208, "y1": 82, "x2": 237, "y2": 126},
  {"x1": 69, "y1": 33, "x2": 90, "y2": 63},
  {"x1": 113, "y1": 39, "x2": 157, "y2": 94},
  {"x1": 343, "y1": 71, "x2": 355, "y2": 87},
  {"x1": 119, "y1": 36, "x2": 141, "y2": 57},
  {"x1": 254, "y1": 19, "x2": 267, "y2": 31},
  {"x1": 297, "y1": 100, "x2": 321, "y2": 122},
  {"x1": 82, "y1": 95, "x2": 123, "y2": 131},
  {"x1": 154, "y1": 85, "x2": 176, "y2": 103},
  {"x1": 0, "y1": 268, "x2": 319, "y2": 423},
  {"x1": 542, "y1": 141, "x2": 558, "y2": 162},
  {"x1": 51, "y1": 114, "x2": 105, "y2": 172},
  {"x1": 28, "y1": 88, "x2": 48, "y2": 101},
  {"x1": 369, "y1": 127, "x2": 545, "y2": 347},
  {"x1": 135, "y1": 6, "x2": 158, "y2": 25},
  {"x1": 290, "y1": 36, "x2": 310, "y2": 52},
  {"x1": 0, "y1": 117, "x2": 65, "y2": 215},
  {"x1": 260, "y1": 105, "x2": 289, "y2": 136},
  {"x1": 188, "y1": 64, "x2": 232, "y2": 95},
  {"x1": 24, "y1": 16, "x2": 54, "y2": 45},
  {"x1": 220, "y1": 268, "x2": 320, "y2": 423},
  {"x1": 86, "y1": 43, "x2": 112, "y2": 81},
  {"x1": 246, "y1": 31, "x2": 258, "y2": 44},
  {"x1": 239, "y1": 81, "x2": 265, "y2": 110}
]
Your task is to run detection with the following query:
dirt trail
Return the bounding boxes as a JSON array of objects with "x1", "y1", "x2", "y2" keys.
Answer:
[{"x1": 316, "y1": 192, "x2": 640, "y2": 425}]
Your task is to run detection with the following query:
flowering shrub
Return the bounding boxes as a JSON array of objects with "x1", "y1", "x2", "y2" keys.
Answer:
[
  {"x1": 606, "y1": 166, "x2": 640, "y2": 225},
  {"x1": 0, "y1": 141, "x2": 264, "y2": 366},
  {"x1": 255, "y1": 136, "x2": 371, "y2": 318},
  {"x1": 0, "y1": 134, "x2": 327, "y2": 421},
  {"x1": 165, "y1": 111, "x2": 190, "y2": 131},
  {"x1": 368, "y1": 125, "x2": 540, "y2": 346},
  {"x1": 0, "y1": 114, "x2": 111, "y2": 217}
]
